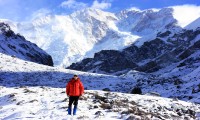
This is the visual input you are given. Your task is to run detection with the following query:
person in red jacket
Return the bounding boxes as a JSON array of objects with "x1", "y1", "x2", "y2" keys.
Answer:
[{"x1": 66, "y1": 75, "x2": 84, "y2": 115}]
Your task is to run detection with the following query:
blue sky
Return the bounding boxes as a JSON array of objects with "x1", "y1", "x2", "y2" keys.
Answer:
[{"x1": 0, "y1": 0, "x2": 200, "y2": 21}]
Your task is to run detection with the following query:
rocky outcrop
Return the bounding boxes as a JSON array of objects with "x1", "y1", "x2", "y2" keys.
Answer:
[
  {"x1": 0, "y1": 23, "x2": 53, "y2": 66},
  {"x1": 69, "y1": 50, "x2": 138, "y2": 73}
]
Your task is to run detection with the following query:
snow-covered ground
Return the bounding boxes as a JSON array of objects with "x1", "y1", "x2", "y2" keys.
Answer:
[
  {"x1": 0, "y1": 53, "x2": 200, "y2": 119},
  {"x1": 123, "y1": 60, "x2": 200, "y2": 104},
  {"x1": 1, "y1": 88, "x2": 199, "y2": 120},
  {"x1": 0, "y1": 53, "x2": 134, "y2": 92}
]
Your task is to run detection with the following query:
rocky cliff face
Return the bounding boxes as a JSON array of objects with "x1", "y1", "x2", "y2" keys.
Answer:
[
  {"x1": 0, "y1": 23, "x2": 53, "y2": 66},
  {"x1": 68, "y1": 28, "x2": 200, "y2": 75}
]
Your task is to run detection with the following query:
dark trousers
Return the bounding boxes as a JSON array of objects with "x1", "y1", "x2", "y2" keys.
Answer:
[
  {"x1": 68, "y1": 96, "x2": 79, "y2": 107},
  {"x1": 68, "y1": 96, "x2": 79, "y2": 115}
]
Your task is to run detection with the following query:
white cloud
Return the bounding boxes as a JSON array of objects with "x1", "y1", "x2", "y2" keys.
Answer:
[
  {"x1": 30, "y1": 8, "x2": 51, "y2": 20},
  {"x1": 128, "y1": 7, "x2": 141, "y2": 12},
  {"x1": 171, "y1": 5, "x2": 200, "y2": 27},
  {"x1": 91, "y1": 0, "x2": 111, "y2": 10},
  {"x1": 150, "y1": 8, "x2": 161, "y2": 12},
  {"x1": 128, "y1": 7, "x2": 160, "y2": 12},
  {"x1": 60, "y1": 0, "x2": 88, "y2": 10}
]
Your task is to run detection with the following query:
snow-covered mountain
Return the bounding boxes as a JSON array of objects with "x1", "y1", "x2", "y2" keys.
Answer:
[
  {"x1": 0, "y1": 53, "x2": 200, "y2": 119},
  {"x1": 0, "y1": 23, "x2": 53, "y2": 66},
  {"x1": 68, "y1": 27, "x2": 200, "y2": 74},
  {"x1": 185, "y1": 17, "x2": 200, "y2": 30},
  {"x1": 1, "y1": 8, "x2": 182, "y2": 67}
]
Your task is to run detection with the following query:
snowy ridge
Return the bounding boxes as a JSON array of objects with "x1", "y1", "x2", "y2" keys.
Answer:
[{"x1": 0, "y1": 53, "x2": 200, "y2": 120}]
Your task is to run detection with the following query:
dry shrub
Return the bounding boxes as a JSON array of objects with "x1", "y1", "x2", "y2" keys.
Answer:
[
  {"x1": 121, "y1": 107, "x2": 138, "y2": 115},
  {"x1": 114, "y1": 100, "x2": 129, "y2": 108},
  {"x1": 29, "y1": 99, "x2": 38, "y2": 103},
  {"x1": 8, "y1": 93, "x2": 17, "y2": 102},
  {"x1": 61, "y1": 98, "x2": 68, "y2": 102},
  {"x1": 60, "y1": 106, "x2": 68, "y2": 109},
  {"x1": 77, "y1": 115, "x2": 89, "y2": 119},
  {"x1": 20, "y1": 86, "x2": 27, "y2": 88},
  {"x1": 102, "y1": 88, "x2": 111, "y2": 91},
  {"x1": 94, "y1": 94, "x2": 106, "y2": 102},
  {"x1": 131, "y1": 87, "x2": 142, "y2": 94},
  {"x1": 113, "y1": 108, "x2": 121, "y2": 112},
  {"x1": 16, "y1": 100, "x2": 25, "y2": 105},
  {"x1": 24, "y1": 88, "x2": 36, "y2": 93},
  {"x1": 8, "y1": 93, "x2": 17, "y2": 98},
  {"x1": 100, "y1": 103, "x2": 112, "y2": 109},
  {"x1": 126, "y1": 114, "x2": 141, "y2": 120},
  {"x1": 79, "y1": 96, "x2": 87, "y2": 101}
]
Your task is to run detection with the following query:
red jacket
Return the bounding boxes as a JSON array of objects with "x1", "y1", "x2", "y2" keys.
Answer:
[{"x1": 66, "y1": 78, "x2": 84, "y2": 96}]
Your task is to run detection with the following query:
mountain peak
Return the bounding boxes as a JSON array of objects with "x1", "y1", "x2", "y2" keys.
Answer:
[
  {"x1": 121, "y1": 7, "x2": 173, "y2": 14},
  {"x1": 0, "y1": 22, "x2": 11, "y2": 32},
  {"x1": 117, "y1": 7, "x2": 177, "y2": 35},
  {"x1": 70, "y1": 8, "x2": 117, "y2": 22}
]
